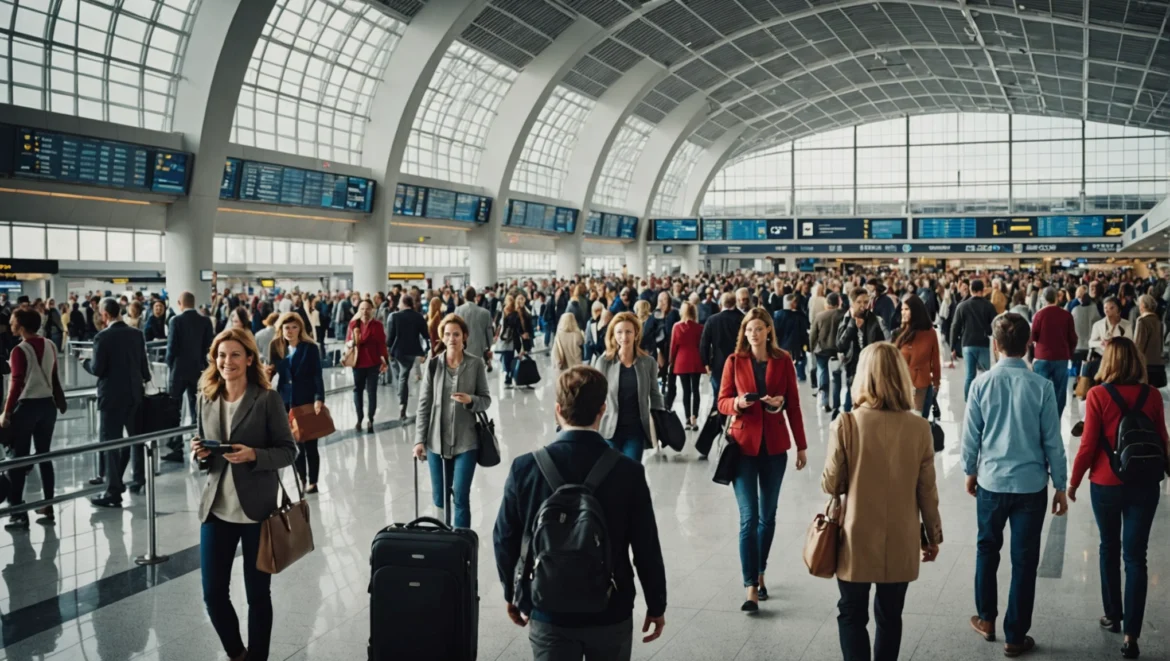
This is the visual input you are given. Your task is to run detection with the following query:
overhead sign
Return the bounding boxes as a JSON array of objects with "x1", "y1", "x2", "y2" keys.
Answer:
[
  {"x1": 701, "y1": 242, "x2": 1121, "y2": 255},
  {"x1": 387, "y1": 272, "x2": 426, "y2": 280},
  {"x1": 0, "y1": 259, "x2": 59, "y2": 274}
]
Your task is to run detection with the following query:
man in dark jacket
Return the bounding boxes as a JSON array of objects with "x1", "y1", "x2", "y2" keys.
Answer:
[
  {"x1": 164, "y1": 291, "x2": 214, "y2": 461},
  {"x1": 772, "y1": 294, "x2": 809, "y2": 381},
  {"x1": 84, "y1": 298, "x2": 152, "y2": 508},
  {"x1": 950, "y1": 279, "x2": 999, "y2": 400},
  {"x1": 493, "y1": 366, "x2": 666, "y2": 660},
  {"x1": 809, "y1": 292, "x2": 846, "y2": 413},
  {"x1": 868, "y1": 279, "x2": 897, "y2": 340},
  {"x1": 699, "y1": 292, "x2": 744, "y2": 399},
  {"x1": 837, "y1": 288, "x2": 885, "y2": 416},
  {"x1": 385, "y1": 294, "x2": 429, "y2": 419}
]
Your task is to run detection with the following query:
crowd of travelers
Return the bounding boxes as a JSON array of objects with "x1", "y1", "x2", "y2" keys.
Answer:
[{"x1": 0, "y1": 262, "x2": 1165, "y2": 661}]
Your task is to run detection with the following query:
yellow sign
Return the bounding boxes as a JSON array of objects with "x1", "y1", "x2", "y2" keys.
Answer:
[
  {"x1": 259, "y1": 279, "x2": 276, "y2": 288},
  {"x1": 387, "y1": 272, "x2": 425, "y2": 280},
  {"x1": 111, "y1": 278, "x2": 130, "y2": 284}
]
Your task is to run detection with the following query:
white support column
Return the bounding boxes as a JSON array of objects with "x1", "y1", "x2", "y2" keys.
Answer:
[
  {"x1": 682, "y1": 125, "x2": 751, "y2": 217},
  {"x1": 166, "y1": 0, "x2": 275, "y2": 309},
  {"x1": 680, "y1": 244, "x2": 700, "y2": 274},
  {"x1": 358, "y1": 0, "x2": 487, "y2": 295},
  {"x1": 622, "y1": 96, "x2": 710, "y2": 277},
  {"x1": 472, "y1": 19, "x2": 603, "y2": 288},
  {"x1": 561, "y1": 60, "x2": 666, "y2": 276}
]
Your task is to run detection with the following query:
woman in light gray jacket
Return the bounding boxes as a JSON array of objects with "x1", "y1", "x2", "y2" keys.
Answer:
[
  {"x1": 412, "y1": 313, "x2": 491, "y2": 528},
  {"x1": 591, "y1": 311, "x2": 666, "y2": 462}
]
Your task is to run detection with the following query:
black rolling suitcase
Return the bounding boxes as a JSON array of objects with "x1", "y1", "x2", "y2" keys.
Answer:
[{"x1": 368, "y1": 457, "x2": 479, "y2": 661}]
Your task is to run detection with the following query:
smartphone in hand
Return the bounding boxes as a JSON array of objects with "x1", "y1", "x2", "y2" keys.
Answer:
[{"x1": 200, "y1": 440, "x2": 233, "y2": 456}]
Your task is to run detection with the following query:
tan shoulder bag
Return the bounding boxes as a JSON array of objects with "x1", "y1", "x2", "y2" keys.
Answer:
[{"x1": 803, "y1": 411, "x2": 854, "y2": 578}]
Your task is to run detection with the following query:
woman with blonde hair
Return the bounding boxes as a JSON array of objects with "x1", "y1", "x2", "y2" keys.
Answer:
[
  {"x1": 552, "y1": 312, "x2": 584, "y2": 370},
  {"x1": 426, "y1": 296, "x2": 444, "y2": 356},
  {"x1": 591, "y1": 311, "x2": 665, "y2": 461},
  {"x1": 717, "y1": 307, "x2": 807, "y2": 612},
  {"x1": 190, "y1": 328, "x2": 296, "y2": 661},
  {"x1": 822, "y1": 341, "x2": 942, "y2": 661},
  {"x1": 268, "y1": 312, "x2": 326, "y2": 494},
  {"x1": 633, "y1": 299, "x2": 660, "y2": 359}
]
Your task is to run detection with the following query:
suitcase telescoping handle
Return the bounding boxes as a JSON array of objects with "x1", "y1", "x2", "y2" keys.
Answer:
[
  {"x1": 405, "y1": 516, "x2": 452, "y2": 531},
  {"x1": 413, "y1": 454, "x2": 451, "y2": 526}
]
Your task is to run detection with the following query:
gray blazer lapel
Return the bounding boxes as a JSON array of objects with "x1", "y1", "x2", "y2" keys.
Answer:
[
  {"x1": 204, "y1": 394, "x2": 223, "y2": 441},
  {"x1": 229, "y1": 384, "x2": 261, "y2": 438}
]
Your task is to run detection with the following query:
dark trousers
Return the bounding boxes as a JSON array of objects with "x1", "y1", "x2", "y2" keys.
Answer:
[
  {"x1": 837, "y1": 580, "x2": 909, "y2": 661},
  {"x1": 201, "y1": 516, "x2": 272, "y2": 661},
  {"x1": 662, "y1": 372, "x2": 677, "y2": 409},
  {"x1": 352, "y1": 366, "x2": 379, "y2": 420},
  {"x1": 677, "y1": 373, "x2": 700, "y2": 420},
  {"x1": 7, "y1": 398, "x2": 58, "y2": 507},
  {"x1": 295, "y1": 439, "x2": 320, "y2": 485},
  {"x1": 169, "y1": 376, "x2": 199, "y2": 451},
  {"x1": 99, "y1": 401, "x2": 141, "y2": 499},
  {"x1": 498, "y1": 351, "x2": 515, "y2": 385},
  {"x1": 975, "y1": 486, "x2": 1047, "y2": 645},
  {"x1": 1091, "y1": 481, "x2": 1160, "y2": 638},
  {"x1": 529, "y1": 618, "x2": 632, "y2": 661},
  {"x1": 393, "y1": 357, "x2": 418, "y2": 407}
]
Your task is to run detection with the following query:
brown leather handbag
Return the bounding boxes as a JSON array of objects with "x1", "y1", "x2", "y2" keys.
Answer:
[
  {"x1": 341, "y1": 324, "x2": 360, "y2": 368},
  {"x1": 288, "y1": 403, "x2": 335, "y2": 443},
  {"x1": 803, "y1": 412, "x2": 853, "y2": 579},
  {"x1": 257, "y1": 474, "x2": 314, "y2": 574}
]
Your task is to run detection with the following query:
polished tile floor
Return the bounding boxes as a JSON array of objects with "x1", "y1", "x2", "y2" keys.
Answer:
[{"x1": 1, "y1": 351, "x2": 1167, "y2": 660}]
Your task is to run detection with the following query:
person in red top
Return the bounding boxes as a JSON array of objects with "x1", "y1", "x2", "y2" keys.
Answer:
[
  {"x1": 1030, "y1": 286, "x2": 1079, "y2": 418},
  {"x1": 0, "y1": 309, "x2": 63, "y2": 529},
  {"x1": 668, "y1": 302, "x2": 704, "y2": 430},
  {"x1": 1068, "y1": 337, "x2": 1169, "y2": 660},
  {"x1": 718, "y1": 307, "x2": 808, "y2": 613},
  {"x1": 346, "y1": 299, "x2": 389, "y2": 433}
]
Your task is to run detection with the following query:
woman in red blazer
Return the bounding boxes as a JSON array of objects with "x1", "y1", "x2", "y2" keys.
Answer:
[
  {"x1": 346, "y1": 299, "x2": 389, "y2": 433},
  {"x1": 1068, "y1": 337, "x2": 1169, "y2": 659},
  {"x1": 669, "y1": 302, "x2": 705, "y2": 430},
  {"x1": 717, "y1": 307, "x2": 808, "y2": 613}
]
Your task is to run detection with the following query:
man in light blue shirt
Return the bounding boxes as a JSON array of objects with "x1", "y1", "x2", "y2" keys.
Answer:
[{"x1": 962, "y1": 312, "x2": 1068, "y2": 657}]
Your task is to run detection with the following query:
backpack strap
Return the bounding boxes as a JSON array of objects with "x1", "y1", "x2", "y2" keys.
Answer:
[
  {"x1": 1134, "y1": 384, "x2": 1151, "y2": 412},
  {"x1": 534, "y1": 448, "x2": 566, "y2": 491},
  {"x1": 1101, "y1": 383, "x2": 1132, "y2": 415},
  {"x1": 583, "y1": 449, "x2": 621, "y2": 493}
]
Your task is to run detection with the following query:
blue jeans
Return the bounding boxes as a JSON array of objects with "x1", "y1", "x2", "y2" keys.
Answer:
[
  {"x1": 201, "y1": 517, "x2": 271, "y2": 661},
  {"x1": 842, "y1": 374, "x2": 855, "y2": 414},
  {"x1": 975, "y1": 486, "x2": 1047, "y2": 645},
  {"x1": 837, "y1": 580, "x2": 909, "y2": 661},
  {"x1": 816, "y1": 355, "x2": 842, "y2": 411},
  {"x1": 794, "y1": 356, "x2": 807, "y2": 382},
  {"x1": 498, "y1": 350, "x2": 515, "y2": 385},
  {"x1": 962, "y1": 346, "x2": 992, "y2": 400},
  {"x1": 919, "y1": 384, "x2": 934, "y2": 418},
  {"x1": 606, "y1": 437, "x2": 644, "y2": 463},
  {"x1": 427, "y1": 449, "x2": 478, "y2": 529},
  {"x1": 1091, "y1": 481, "x2": 1161, "y2": 638},
  {"x1": 733, "y1": 451, "x2": 788, "y2": 587},
  {"x1": 710, "y1": 374, "x2": 721, "y2": 401},
  {"x1": 1032, "y1": 359, "x2": 1070, "y2": 417}
]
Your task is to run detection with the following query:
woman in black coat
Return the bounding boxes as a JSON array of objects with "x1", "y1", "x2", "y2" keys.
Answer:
[{"x1": 144, "y1": 301, "x2": 169, "y2": 342}]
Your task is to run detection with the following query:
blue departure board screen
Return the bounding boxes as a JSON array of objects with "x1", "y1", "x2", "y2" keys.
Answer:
[
  {"x1": 508, "y1": 200, "x2": 526, "y2": 226},
  {"x1": 502, "y1": 199, "x2": 577, "y2": 233},
  {"x1": 454, "y1": 193, "x2": 479, "y2": 222},
  {"x1": 869, "y1": 219, "x2": 904, "y2": 239},
  {"x1": 555, "y1": 208, "x2": 577, "y2": 233},
  {"x1": 541, "y1": 205, "x2": 557, "y2": 232},
  {"x1": 1038, "y1": 215, "x2": 1103, "y2": 237},
  {"x1": 426, "y1": 188, "x2": 456, "y2": 219},
  {"x1": 224, "y1": 159, "x2": 374, "y2": 212},
  {"x1": 702, "y1": 219, "x2": 724, "y2": 241},
  {"x1": 585, "y1": 211, "x2": 602, "y2": 235},
  {"x1": 220, "y1": 158, "x2": 241, "y2": 198},
  {"x1": 601, "y1": 214, "x2": 620, "y2": 237},
  {"x1": 726, "y1": 219, "x2": 767, "y2": 240},
  {"x1": 393, "y1": 184, "x2": 488, "y2": 222},
  {"x1": 618, "y1": 216, "x2": 637, "y2": 239},
  {"x1": 799, "y1": 218, "x2": 906, "y2": 240},
  {"x1": 654, "y1": 219, "x2": 698, "y2": 240},
  {"x1": 524, "y1": 202, "x2": 546, "y2": 228},
  {"x1": 917, "y1": 217, "x2": 978, "y2": 239},
  {"x1": 14, "y1": 127, "x2": 190, "y2": 194}
]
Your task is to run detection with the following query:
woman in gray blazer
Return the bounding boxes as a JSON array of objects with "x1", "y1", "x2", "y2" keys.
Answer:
[
  {"x1": 412, "y1": 313, "x2": 491, "y2": 528},
  {"x1": 591, "y1": 310, "x2": 666, "y2": 462},
  {"x1": 191, "y1": 328, "x2": 296, "y2": 661}
]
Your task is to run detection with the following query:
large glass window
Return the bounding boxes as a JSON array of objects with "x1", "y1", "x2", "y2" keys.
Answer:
[
  {"x1": 0, "y1": 0, "x2": 200, "y2": 130},
  {"x1": 403, "y1": 42, "x2": 516, "y2": 185},
  {"x1": 701, "y1": 143, "x2": 792, "y2": 217},
  {"x1": 512, "y1": 86, "x2": 595, "y2": 198},
  {"x1": 593, "y1": 116, "x2": 654, "y2": 209},
  {"x1": 652, "y1": 140, "x2": 704, "y2": 216},
  {"x1": 232, "y1": 0, "x2": 403, "y2": 164}
]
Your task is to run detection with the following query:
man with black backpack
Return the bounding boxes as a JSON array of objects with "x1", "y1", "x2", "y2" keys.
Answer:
[{"x1": 493, "y1": 366, "x2": 667, "y2": 660}]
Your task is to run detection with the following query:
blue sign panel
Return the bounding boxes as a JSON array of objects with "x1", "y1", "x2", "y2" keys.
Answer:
[{"x1": 654, "y1": 219, "x2": 698, "y2": 241}]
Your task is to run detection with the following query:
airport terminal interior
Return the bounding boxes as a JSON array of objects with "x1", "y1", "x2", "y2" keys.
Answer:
[{"x1": 0, "y1": 0, "x2": 1167, "y2": 659}]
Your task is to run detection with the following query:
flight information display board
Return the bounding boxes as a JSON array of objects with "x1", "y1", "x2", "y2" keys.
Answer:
[
  {"x1": 726, "y1": 219, "x2": 767, "y2": 240},
  {"x1": 601, "y1": 213, "x2": 620, "y2": 237},
  {"x1": 766, "y1": 219, "x2": 795, "y2": 240},
  {"x1": 392, "y1": 184, "x2": 490, "y2": 222},
  {"x1": 654, "y1": 219, "x2": 698, "y2": 241},
  {"x1": 917, "y1": 217, "x2": 977, "y2": 239},
  {"x1": 916, "y1": 215, "x2": 1124, "y2": 240},
  {"x1": 799, "y1": 217, "x2": 906, "y2": 240},
  {"x1": 702, "y1": 219, "x2": 724, "y2": 241},
  {"x1": 503, "y1": 199, "x2": 577, "y2": 233},
  {"x1": 225, "y1": 159, "x2": 374, "y2": 212},
  {"x1": 585, "y1": 211, "x2": 602, "y2": 235},
  {"x1": 702, "y1": 242, "x2": 1121, "y2": 255},
  {"x1": 618, "y1": 216, "x2": 637, "y2": 239},
  {"x1": 13, "y1": 127, "x2": 192, "y2": 194}
]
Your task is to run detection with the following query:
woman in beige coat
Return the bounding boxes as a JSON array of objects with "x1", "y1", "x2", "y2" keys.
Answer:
[
  {"x1": 821, "y1": 342, "x2": 943, "y2": 661},
  {"x1": 552, "y1": 312, "x2": 585, "y2": 370}
]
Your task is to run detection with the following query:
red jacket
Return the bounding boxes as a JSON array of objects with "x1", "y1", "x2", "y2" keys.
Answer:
[
  {"x1": 347, "y1": 318, "x2": 389, "y2": 369},
  {"x1": 669, "y1": 321, "x2": 704, "y2": 374},
  {"x1": 1071, "y1": 384, "x2": 1170, "y2": 487},
  {"x1": 1030, "y1": 305, "x2": 1078, "y2": 361},
  {"x1": 717, "y1": 352, "x2": 807, "y2": 456}
]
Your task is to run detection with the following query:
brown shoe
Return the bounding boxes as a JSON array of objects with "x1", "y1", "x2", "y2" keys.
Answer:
[
  {"x1": 1071, "y1": 420, "x2": 1085, "y2": 437},
  {"x1": 1004, "y1": 636, "x2": 1036, "y2": 657},
  {"x1": 971, "y1": 616, "x2": 996, "y2": 642}
]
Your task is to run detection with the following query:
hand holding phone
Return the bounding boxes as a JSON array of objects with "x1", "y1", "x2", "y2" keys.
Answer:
[{"x1": 199, "y1": 440, "x2": 233, "y2": 456}]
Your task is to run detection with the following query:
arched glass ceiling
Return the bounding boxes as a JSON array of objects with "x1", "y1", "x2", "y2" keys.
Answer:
[
  {"x1": 402, "y1": 41, "x2": 516, "y2": 185},
  {"x1": 592, "y1": 115, "x2": 654, "y2": 209},
  {"x1": 651, "y1": 139, "x2": 703, "y2": 216},
  {"x1": 231, "y1": 0, "x2": 404, "y2": 165},
  {"x1": 0, "y1": 0, "x2": 200, "y2": 130},
  {"x1": 702, "y1": 113, "x2": 1168, "y2": 218},
  {"x1": 510, "y1": 85, "x2": 595, "y2": 199}
]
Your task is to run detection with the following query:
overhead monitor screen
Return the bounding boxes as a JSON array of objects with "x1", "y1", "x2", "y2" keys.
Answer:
[{"x1": 654, "y1": 219, "x2": 698, "y2": 240}]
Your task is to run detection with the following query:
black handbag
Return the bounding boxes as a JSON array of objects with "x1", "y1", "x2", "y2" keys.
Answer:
[
  {"x1": 929, "y1": 400, "x2": 944, "y2": 452},
  {"x1": 513, "y1": 356, "x2": 541, "y2": 386},
  {"x1": 651, "y1": 409, "x2": 686, "y2": 452},
  {"x1": 475, "y1": 412, "x2": 500, "y2": 467},
  {"x1": 710, "y1": 416, "x2": 740, "y2": 485},
  {"x1": 695, "y1": 409, "x2": 724, "y2": 458}
]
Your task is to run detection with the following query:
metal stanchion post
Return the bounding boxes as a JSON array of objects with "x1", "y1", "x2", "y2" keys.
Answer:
[{"x1": 135, "y1": 439, "x2": 170, "y2": 566}]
